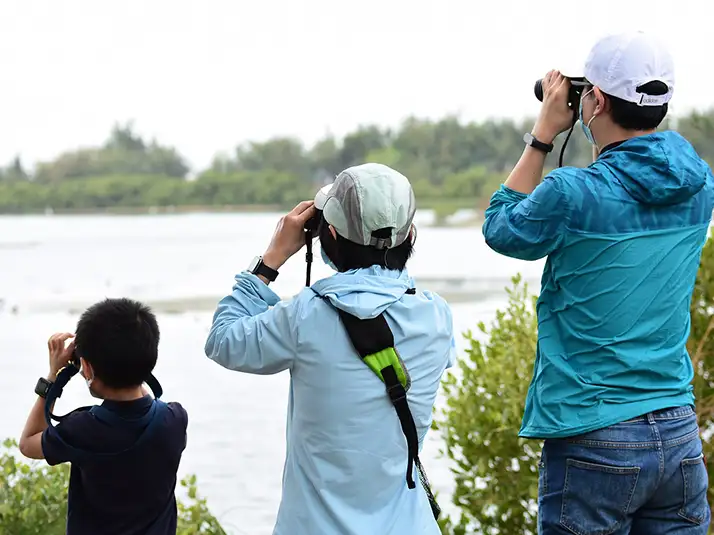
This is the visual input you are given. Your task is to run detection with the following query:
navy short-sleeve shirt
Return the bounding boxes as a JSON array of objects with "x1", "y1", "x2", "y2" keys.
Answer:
[{"x1": 41, "y1": 395, "x2": 188, "y2": 535}]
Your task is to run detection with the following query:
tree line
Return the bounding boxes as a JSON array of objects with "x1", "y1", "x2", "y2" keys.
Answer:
[{"x1": 1, "y1": 112, "x2": 714, "y2": 214}]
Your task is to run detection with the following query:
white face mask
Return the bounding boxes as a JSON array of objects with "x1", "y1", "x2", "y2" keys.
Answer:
[
  {"x1": 579, "y1": 89, "x2": 599, "y2": 148},
  {"x1": 82, "y1": 366, "x2": 102, "y2": 399},
  {"x1": 320, "y1": 246, "x2": 338, "y2": 272}
]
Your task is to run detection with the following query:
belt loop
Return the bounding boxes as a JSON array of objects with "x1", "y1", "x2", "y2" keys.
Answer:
[{"x1": 646, "y1": 412, "x2": 656, "y2": 425}]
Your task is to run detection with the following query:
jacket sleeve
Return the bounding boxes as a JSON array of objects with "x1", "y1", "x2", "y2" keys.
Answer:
[
  {"x1": 204, "y1": 272, "x2": 299, "y2": 375},
  {"x1": 482, "y1": 174, "x2": 570, "y2": 261}
]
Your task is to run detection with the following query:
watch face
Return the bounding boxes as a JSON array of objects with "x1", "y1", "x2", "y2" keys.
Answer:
[
  {"x1": 35, "y1": 377, "x2": 51, "y2": 397},
  {"x1": 248, "y1": 256, "x2": 261, "y2": 272},
  {"x1": 523, "y1": 133, "x2": 534, "y2": 145}
]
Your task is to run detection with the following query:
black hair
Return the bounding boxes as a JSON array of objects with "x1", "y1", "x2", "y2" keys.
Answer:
[
  {"x1": 590, "y1": 80, "x2": 669, "y2": 130},
  {"x1": 75, "y1": 297, "x2": 159, "y2": 389},
  {"x1": 318, "y1": 217, "x2": 414, "y2": 272}
]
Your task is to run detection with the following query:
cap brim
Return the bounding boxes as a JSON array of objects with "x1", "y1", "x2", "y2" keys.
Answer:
[{"x1": 314, "y1": 183, "x2": 333, "y2": 211}]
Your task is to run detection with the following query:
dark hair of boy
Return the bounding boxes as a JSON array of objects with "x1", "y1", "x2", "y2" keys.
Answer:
[{"x1": 74, "y1": 297, "x2": 159, "y2": 388}]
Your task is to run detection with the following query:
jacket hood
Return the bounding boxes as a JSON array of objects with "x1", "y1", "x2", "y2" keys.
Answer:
[
  {"x1": 311, "y1": 266, "x2": 414, "y2": 319},
  {"x1": 599, "y1": 131, "x2": 710, "y2": 206}
]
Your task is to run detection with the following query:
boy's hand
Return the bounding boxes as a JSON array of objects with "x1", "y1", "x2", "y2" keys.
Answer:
[
  {"x1": 19, "y1": 332, "x2": 74, "y2": 461},
  {"x1": 48, "y1": 332, "x2": 75, "y2": 378}
]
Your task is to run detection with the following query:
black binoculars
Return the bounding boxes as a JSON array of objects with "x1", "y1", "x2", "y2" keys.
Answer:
[
  {"x1": 304, "y1": 212, "x2": 322, "y2": 234},
  {"x1": 534, "y1": 76, "x2": 589, "y2": 111}
]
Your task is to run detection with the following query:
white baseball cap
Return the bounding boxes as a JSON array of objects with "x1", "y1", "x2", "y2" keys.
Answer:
[
  {"x1": 314, "y1": 163, "x2": 416, "y2": 250},
  {"x1": 584, "y1": 31, "x2": 674, "y2": 107}
]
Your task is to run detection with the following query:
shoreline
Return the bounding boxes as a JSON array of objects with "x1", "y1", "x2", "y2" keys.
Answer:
[
  {"x1": 0, "y1": 197, "x2": 486, "y2": 218},
  {"x1": 0, "y1": 205, "x2": 485, "y2": 227},
  {"x1": 0, "y1": 275, "x2": 536, "y2": 316}
]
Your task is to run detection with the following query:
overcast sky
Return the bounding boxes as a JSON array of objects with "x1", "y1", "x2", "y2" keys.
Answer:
[{"x1": 1, "y1": 0, "x2": 712, "y2": 172}]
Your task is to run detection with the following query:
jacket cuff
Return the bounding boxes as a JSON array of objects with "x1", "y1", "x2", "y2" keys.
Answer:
[
  {"x1": 497, "y1": 184, "x2": 529, "y2": 201},
  {"x1": 235, "y1": 272, "x2": 281, "y2": 307}
]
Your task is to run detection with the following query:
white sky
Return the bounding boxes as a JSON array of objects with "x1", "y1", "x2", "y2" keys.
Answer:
[{"x1": 1, "y1": 0, "x2": 712, "y2": 172}]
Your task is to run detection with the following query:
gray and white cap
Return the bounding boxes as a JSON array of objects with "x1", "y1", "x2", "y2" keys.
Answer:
[{"x1": 314, "y1": 163, "x2": 416, "y2": 250}]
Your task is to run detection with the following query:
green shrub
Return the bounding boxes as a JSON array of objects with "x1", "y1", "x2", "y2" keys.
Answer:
[
  {"x1": 0, "y1": 439, "x2": 226, "y2": 535},
  {"x1": 435, "y1": 275, "x2": 539, "y2": 535},
  {"x1": 688, "y1": 235, "x2": 714, "y2": 513},
  {"x1": 437, "y1": 235, "x2": 714, "y2": 534}
]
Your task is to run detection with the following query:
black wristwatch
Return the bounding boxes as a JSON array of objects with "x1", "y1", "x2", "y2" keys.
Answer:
[
  {"x1": 35, "y1": 377, "x2": 54, "y2": 399},
  {"x1": 248, "y1": 256, "x2": 279, "y2": 282},
  {"x1": 523, "y1": 133, "x2": 554, "y2": 154}
]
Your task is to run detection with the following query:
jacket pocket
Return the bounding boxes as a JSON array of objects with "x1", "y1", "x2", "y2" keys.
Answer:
[
  {"x1": 678, "y1": 453, "x2": 709, "y2": 525},
  {"x1": 559, "y1": 459, "x2": 640, "y2": 535}
]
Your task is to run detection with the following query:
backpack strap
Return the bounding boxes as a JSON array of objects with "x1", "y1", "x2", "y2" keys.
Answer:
[
  {"x1": 336, "y1": 308, "x2": 417, "y2": 489},
  {"x1": 333, "y1": 291, "x2": 441, "y2": 520}
]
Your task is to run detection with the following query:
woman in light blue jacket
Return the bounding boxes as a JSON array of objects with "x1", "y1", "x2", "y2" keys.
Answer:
[{"x1": 205, "y1": 163, "x2": 456, "y2": 535}]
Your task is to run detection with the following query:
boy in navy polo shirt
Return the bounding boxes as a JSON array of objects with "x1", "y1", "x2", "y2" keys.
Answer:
[{"x1": 19, "y1": 297, "x2": 188, "y2": 535}]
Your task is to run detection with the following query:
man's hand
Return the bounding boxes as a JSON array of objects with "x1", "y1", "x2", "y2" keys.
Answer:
[
  {"x1": 532, "y1": 70, "x2": 574, "y2": 144},
  {"x1": 48, "y1": 332, "x2": 75, "y2": 379},
  {"x1": 262, "y1": 201, "x2": 316, "y2": 271}
]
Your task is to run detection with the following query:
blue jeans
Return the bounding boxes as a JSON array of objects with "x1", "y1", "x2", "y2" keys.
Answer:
[{"x1": 538, "y1": 406, "x2": 711, "y2": 534}]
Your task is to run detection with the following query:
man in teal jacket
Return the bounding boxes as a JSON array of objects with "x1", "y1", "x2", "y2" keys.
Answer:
[
  {"x1": 205, "y1": 163, "x2": 455, "y2": 535},
  {"x1": 483, "y1": 32, "x2": 713, "y2": 533}
]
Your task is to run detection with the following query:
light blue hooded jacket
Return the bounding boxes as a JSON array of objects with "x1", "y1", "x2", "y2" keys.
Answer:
[
  {"x1": 482, "y1": 131, "x2": 714, "y2": 439},
  {"x1": 205, "y1": 265, "x2": 455, "y2": 535}
]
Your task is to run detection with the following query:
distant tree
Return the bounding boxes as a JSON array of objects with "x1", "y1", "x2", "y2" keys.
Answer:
[
  {"x1": 235, "y1": 138, "x2": 312, "y2": 181},
  {"x1": 0, "y1": 156, "x2": 29, "y2": 182},
  {"x1": 33, "y1": 123, "x2": 188, "y2": 182},
  {"x1": 678, "y1": 110, "x2": 714, "y2": 165},
  {"x1": 339, "y1": 126, "x2": 389, "y2": 170},
  {"x1": 4, "y1": 109, "x2": 714, "y2": 213},
  {"x1": 105, "y1": 121, "x2": 146, "y2": 152},
  {"x1": 310, "y1": 135, "x2": 342, "y2": 178}
]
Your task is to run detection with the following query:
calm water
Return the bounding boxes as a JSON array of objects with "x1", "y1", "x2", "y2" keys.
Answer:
[{"x1": 0, "y1": 213, "x2": 545, "y2": 534}]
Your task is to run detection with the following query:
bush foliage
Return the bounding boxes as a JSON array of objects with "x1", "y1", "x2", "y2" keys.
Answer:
[
  {"x1": 437, "y1": 236, "x2": 714, "y2": 534},
  {"x1": 0, "y1": 439, "x2": 227, "y2": 535}
]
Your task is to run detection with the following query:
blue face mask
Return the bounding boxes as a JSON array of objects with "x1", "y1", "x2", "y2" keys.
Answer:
[
  {"x1": 321, "y1": 246, "x2": 338, "y2": 272},
  {"x1": 579, "y1": 89, "x2": 598, "y2": 146}
]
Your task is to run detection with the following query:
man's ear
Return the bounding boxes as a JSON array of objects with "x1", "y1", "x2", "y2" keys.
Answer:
[
  {"x1": 80, "y1": 357, "x2": 93, "y2": 380},
  {"x1": 329, "y1": 225, "x2": 337, "y2": 239},
  {"x1": 592, "y1": 86, "x2": 608, "y2": 114}
]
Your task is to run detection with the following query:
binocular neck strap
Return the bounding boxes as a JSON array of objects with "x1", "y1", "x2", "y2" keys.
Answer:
[
  {"x1": 44, "y1": 364, "x2": 81, "y2": 426},
  {"x1": 44, "y1": 366, "x2": 163, "y2": 427}
]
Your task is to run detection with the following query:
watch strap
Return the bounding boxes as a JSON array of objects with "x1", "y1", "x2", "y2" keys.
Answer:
[
  {"x1": 524, "y1": 133, "x2": 554, "y2": 154},
  {"x1": 251, "y1": 257, "x2": 279, "y2": 282}
]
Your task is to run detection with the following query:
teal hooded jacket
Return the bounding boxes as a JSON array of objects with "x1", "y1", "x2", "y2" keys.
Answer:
[
  {"x1": 205, "y1": 266, "x2": 455, "y2": 534},
  {"x1": 482, "y1": 131, "x2": 714, "y2": 438}
]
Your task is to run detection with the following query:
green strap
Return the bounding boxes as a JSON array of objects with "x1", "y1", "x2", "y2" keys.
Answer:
[{"x1": 364, "y1": 347, "x2": 408, "y2": 388}]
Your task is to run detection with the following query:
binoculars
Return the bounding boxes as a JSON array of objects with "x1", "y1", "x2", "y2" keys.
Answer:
[{"x1": 534, "y1": 76, "x2": 589, "y2": 111}]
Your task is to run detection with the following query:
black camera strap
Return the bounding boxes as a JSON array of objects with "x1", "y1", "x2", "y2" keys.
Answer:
[{"x1": 305, "y1": 228, "x2": 315, "y2": 287}]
